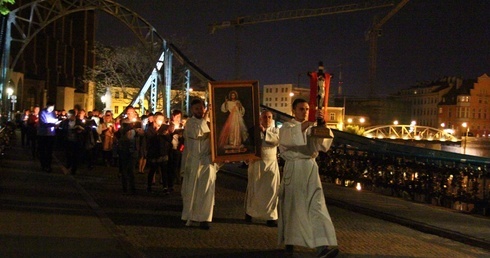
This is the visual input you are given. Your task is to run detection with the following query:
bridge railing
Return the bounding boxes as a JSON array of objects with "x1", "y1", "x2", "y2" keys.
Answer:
[{"x1": 317, "y1": 129, "x2": 490, "y2": 216}]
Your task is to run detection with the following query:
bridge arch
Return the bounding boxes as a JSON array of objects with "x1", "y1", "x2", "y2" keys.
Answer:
[
  {"x1": 363, "y1": 124, "x2": 459, "y2": 142},
  {"x1": 6, "y1": 0, "x2": 164, "y2": 70},
  {"x1": 1, "y1": 0, "x2": 212, "y2": 116}
]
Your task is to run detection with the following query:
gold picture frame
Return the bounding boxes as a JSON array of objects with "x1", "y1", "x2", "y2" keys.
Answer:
[{"x1": 208, "y1": 80, "x2": 261, "y2": 163}]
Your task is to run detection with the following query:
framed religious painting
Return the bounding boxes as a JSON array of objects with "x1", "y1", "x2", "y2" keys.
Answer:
[{"x1": 208, "y1": 80, "x2": 261, "y2": 163}]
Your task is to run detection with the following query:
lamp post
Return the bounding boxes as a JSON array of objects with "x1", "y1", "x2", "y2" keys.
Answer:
[
  {"x1": 462, "y1": 122, "x2": 469, "y2": 154},
  {"x1": 101, "y1": 95, "x2": 107, "y2": 112},
  {"x1": 6, "y1": 87, "x2": 13, "y2": 121}
]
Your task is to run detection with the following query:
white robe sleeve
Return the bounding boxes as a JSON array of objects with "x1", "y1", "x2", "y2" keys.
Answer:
[
  {"x1": 279, "y1": 122, "x2": 307, "y2": 148},
  {"x1": 264, "y1": 127, "x2": 280, "y2": 146},
  {"x1": 307, "y1": 127, "x2": 334, "y2": 153},
  {"x1": 185, "y1": 118, "x2": 210, "y2": 139}
]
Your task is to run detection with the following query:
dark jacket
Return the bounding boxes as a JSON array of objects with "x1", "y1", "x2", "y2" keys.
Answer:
[
  {"x1": 59, "y1": 118, "x2": 85, "y2": 143},
  {"x1": 116, "y1": 117, "x2": 143, "y2": 152},
  {"x1": 145, "y1": 123, "x2": 172, "y2": 160}
]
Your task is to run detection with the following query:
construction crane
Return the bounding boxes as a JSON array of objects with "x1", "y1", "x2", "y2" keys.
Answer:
[
  {"x1": 209, "y1": 1, "x2": 395, "y2": 34},
  {"x1": 209, "y1": 1, "x2": 395, "y2": 79},
  {"x1": 366, "y1": 0, "x2": 409, "y2": 96},
  {"x1": 209, "y1": 0, "x2": 408, "y2": 94}
]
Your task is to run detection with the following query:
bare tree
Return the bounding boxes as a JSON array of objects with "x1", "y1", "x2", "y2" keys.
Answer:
[
  {"x1": 84, "y1": 40, "x2": 207, "y2": 113},
  {"x1": 84, "y1": 42, "x2": 154, "y2": 100}
]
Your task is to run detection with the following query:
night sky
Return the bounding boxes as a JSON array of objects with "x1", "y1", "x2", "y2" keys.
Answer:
[{"x1": 95, "y1": 0, "x2": 490, "y2": 97}]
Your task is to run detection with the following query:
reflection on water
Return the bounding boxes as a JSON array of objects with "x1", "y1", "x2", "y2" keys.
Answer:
[{"x1": 442, "y1": 138, "x2": 490, "y2": 157}]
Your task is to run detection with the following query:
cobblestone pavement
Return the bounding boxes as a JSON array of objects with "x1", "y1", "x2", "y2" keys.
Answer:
[
  {"x1": 73, "y1": 164, "x2": 489, "y2": 258},
  {"x1": 1, "y1": 131, "x2": 489, "y2": 257}
]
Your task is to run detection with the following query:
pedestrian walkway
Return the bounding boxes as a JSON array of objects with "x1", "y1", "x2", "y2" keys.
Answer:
[
  {"x1": 0, "y1": 132, "x2": 143, "y2": 257},
  {"x1": 1, "y1": 130, "x2": 489, "y2": 257},
  {"x1": 222, "y1": 163, "x2": 490, "y2": 252}
]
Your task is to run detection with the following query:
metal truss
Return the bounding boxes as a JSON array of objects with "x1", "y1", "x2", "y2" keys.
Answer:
[
  {"x1": 1, "y1": 0, "x2": 213, "y2": 116},
  {"x1": 363, "y1": 125, "x2": 459, "y2": 142}
]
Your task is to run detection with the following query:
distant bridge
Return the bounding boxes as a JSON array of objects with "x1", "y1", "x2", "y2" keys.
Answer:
[{"x1": 363, "y1": 125, "x2": 459, "y2": 142}]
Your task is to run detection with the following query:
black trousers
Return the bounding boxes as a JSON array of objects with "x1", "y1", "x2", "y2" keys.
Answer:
[
  {"x1": 38, "y1": 135, "x2": 55, "y2": 171},
  {"x1": 147, "y1": 159, "x2": 172, "y2": 190},
  {"x1": 65, "y1": 140, "x2": 82, "y2": 174},
  {"x1": 118, "y1": 150, "x2": 136, "y2": 193}
]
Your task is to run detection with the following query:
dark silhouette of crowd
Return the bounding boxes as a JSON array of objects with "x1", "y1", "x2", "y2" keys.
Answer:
[{"x1": 16, "y1": 103, "x2": 185, "y2": 195}]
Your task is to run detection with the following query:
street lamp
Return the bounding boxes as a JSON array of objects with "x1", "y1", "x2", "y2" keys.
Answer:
[
  {"x1": 359, "y1": 117, "x2": 365, "y2": 124},
  {"x1": 393, "y1": 120, "x2": 399, "y2": 125},
  {"x1": 462, "y1": 122, "x2": 469, "y2": 154},
  {"x1": 6, "y1": 87, "x2": 13, "y2": 121},
  {"x1": 6, "y1": 87, "x2": 13, "y2": 97}
]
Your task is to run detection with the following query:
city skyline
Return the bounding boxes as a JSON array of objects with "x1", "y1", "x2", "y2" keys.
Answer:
[{"x1": 95, "y1": 0, "x2": 490, "y2": 97}]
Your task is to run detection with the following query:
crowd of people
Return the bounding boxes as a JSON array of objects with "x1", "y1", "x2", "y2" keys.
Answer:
[
  {"x1": 15, "y1": 98, "x2": 339, "y2": 258},
  {"x1": 16, "y1": 102, "x2": 185, "y2": 195}
]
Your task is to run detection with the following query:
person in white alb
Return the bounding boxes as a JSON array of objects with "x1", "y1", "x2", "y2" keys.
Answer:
[
  {"x1": 245, "y1": 110, "x2": 280, "y2": 227},
  {"x1": 278, "y1": 98, "x2": 339, "y2": 258},
  {"x1": 180, "y1": 98, "x2": 218, "y2": 230}
]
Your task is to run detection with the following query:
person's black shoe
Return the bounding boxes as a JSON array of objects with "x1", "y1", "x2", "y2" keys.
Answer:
[
  {"x1": 245, "y1": 214, "x2": 252, "y2": 223},
  {"x1": 318, "y1": 246, "x2": 339, "y2": 258},
  {"x1": 199, "y1": 222, "x2": 210, "y2": 230},
  {"x1": 285, "y1": 245, "x2": 294, "y2": 256},
  {"x1": 266, "y1": 220, "x2": 278, "y2": 227}
]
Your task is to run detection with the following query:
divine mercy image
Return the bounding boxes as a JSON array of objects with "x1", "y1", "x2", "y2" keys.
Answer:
[{"x1": 218, "y1": 90, "x2": 249, "y2": 154}]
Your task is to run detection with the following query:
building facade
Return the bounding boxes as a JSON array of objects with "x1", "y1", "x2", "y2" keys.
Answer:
[
  {"x1": 396, "y1": 77, "x2": 456, "y2": 128},
  {"x1": 262, "y1": 84, "x2": 344, "y2": 129},
  {"x1": 438, "y1": 74, "x2": 490, "y2": 137}
]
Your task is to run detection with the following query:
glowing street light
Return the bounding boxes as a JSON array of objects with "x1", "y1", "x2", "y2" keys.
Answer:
[
  {"x1": 289, "y1": 92, "x2": 294, "y2": 97},
  {"x1": 6, "y1": 87, "x2": 14, "y2": 121},
  {"x1": 462, "y1": 122, "x2": 469, "y2": 155},
  {"x1": 359, "y1": 117, "x2": 365, "y2": 124},
  {"x1": 6, "y1": 87, "x2": 13, "y2": 97},
  {"x1": 393, "y1": 120, "x2": 399, "y2": 125}
]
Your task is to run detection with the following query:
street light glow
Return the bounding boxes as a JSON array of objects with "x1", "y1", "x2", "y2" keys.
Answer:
[{"x1": 6, "y1": 87, "x2": 13, "y2": 96}]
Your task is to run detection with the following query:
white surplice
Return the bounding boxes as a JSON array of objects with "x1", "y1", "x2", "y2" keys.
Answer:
[
  {"x1": 180, "y1": 116, "x2": 218, "y2": 223},
  {"x1": 278, "y1": 119, "x2": 337, "y2": 248},
  {"x1": 245, "y1": 126, "x2": 280, "y2": 220}
]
